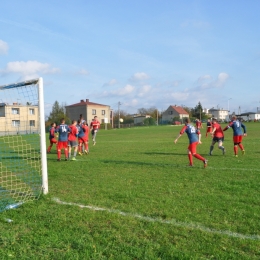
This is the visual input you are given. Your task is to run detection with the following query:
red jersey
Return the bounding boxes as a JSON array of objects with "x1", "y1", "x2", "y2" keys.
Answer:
[
  {"x1": 90, "y1": 120, "x2": 100, "y2": 130},
  {"x1": 68, "y1": 125, "x2": 78, "y2": 141},
  {"x1": 82, "y1": 124, "x2": 89, "y2": 136},
  {"x1": 196, "y1": 120, "x2": 202, "y2": 129},
  {"x1": 212, "y1": 122, "x2": 224, "y2": 138}
]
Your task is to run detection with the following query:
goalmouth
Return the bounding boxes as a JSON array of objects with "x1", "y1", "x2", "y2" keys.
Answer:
[{"x1": 0, "y1": 77, "x2": 48, "y2": 212}]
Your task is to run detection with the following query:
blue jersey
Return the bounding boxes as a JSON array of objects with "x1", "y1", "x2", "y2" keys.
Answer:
[
  {"x1": 180, "y1": 124, "x2": 199, "y2": 144},
  {"x1": 55, "y1": 123, "x2": 70, "y2": 141},
  {"x1": 76, "y1": 124, "x2": 85, "y2": 138},
  {"x1": 224, "y1": 120, "x2": 246, "y2": 136}
]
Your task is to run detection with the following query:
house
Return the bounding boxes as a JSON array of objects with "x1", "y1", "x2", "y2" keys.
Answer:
[
  {"x1": 238, "y1": 112, "x2": 260, "y2": 121},
  {"x1": 162, "y1": 105, "x2": 189, "y2": 123},
  {"x1": 0, "y1": 102, "x2": 39, "y2": 135},
  {"x1": 65, "y1": 99, "x2": 112, "y2": 126},
  {"x1": 133, "y1": 114, "x2": 151, "y2": 125},
  {"x1": 208, "y1": 108, "x2": 229, "y2": 121}
]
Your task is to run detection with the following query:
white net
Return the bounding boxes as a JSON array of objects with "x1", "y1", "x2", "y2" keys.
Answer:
[{"x1": 0, "y1": 78, "x2": 46, "y2": 211}]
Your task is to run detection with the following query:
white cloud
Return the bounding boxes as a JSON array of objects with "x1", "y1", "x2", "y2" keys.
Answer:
[
  {"x1": 103, "y1": 78, "x2": 118, "y2": 87},
  {"x1": 78, "y1": 69, "x2": 89, "y2": 75},
  {"x1": 216, "y1": 72, "x2": 229, "y2": 87},
  {"x1": 0, "y1": 40, "x2": 9, "y2": 55},
  {"x1": 137, "y1": 85, "x2": 151, "y2": 97},
  {"x1": 0, "y1": 61, "x2": 60, "y2": 79},
  {"x1": 130, "y1": 72, "x2": 149, "y2": 81},
  {"x1": 116, "y1": 84, "x2": 135, "y2": 95}
]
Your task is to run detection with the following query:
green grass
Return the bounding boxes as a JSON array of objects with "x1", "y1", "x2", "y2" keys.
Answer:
[{"x1": 0, "y1": 123, "x2": 260, "y2": 259}]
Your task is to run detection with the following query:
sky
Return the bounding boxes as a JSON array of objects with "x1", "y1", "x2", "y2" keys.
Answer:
[{"x1": 0, "y1": 0, "x2": 259, "y2": 116}]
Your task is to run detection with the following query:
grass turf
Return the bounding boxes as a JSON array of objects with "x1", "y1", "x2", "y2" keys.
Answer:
[{"x1": 0, "y1": 123, "x2": 259, "y2": 259}]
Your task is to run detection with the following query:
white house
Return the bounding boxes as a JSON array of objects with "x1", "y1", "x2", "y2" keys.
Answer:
[
  {"x1": 162, "y1": 105, "x2": 189, "y2": 123},
  {"x1": 239, "y1": 112, "x2": 260, "y2": 121},
  {"x1": 208, "y1": 108, "x2": 229, "y2": 121},
  {"x1": 133, "y1": 114, "x2": 151, "y2": 125}
]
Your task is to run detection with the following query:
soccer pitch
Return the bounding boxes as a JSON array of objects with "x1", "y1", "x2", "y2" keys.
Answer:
[{"x1": 0, "y1": 123, "x2": 259, "y2": 259}]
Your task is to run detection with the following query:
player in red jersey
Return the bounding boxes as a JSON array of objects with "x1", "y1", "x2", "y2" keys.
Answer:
[
  {"x1": 195, "y1": 118, "x2": 203, "y2": 130},
  {"x1": 223, "y1": 115, "x2": 247, "y2": 157},
  {"x1": 47, "y1": 122, "x2": 57, "y2": 153},
  {"x1": 209, "y1": 118, "x2": 225, "y2": 155},
  {"x1": 90, "y1": 116, "x2": 100, "y2": 145},
  {"x1": 77, "y1": 120, "x2": 90, "y2": 155},
  {"x1": 205, "y1": 119, "x2": 212, "y2": 137},
  {"x1": 174, "y1": 118, "x2": 207, "y2": 167},
  {"x1": 68, "y1": 120, "x2": 79, "y2": 161}
]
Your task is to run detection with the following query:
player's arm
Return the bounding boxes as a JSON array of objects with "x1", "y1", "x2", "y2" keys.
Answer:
[
  {"x1": 211, "y1": 127, "x2": 216, "y2": 136},
  {"x1": 174, "y1": 126, "x2": 186, "y2": 143},
  {"x1": 241, "y1": 123, "x2": 247, "y2": 136}
]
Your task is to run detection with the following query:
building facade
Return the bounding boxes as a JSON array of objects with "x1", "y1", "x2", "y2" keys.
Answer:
[
  {"x1": 65, "y1": 99, "x2": 112, "y2": 126},
  {"x1": 0, "y1": 103, "x2": 39, "y2": 135},
  {"x1": 162, "y1": 105, "x2": 189, "y2": 123},
  {"x1": 208, "y1": 108, "x2": 229, "y2": 121}
]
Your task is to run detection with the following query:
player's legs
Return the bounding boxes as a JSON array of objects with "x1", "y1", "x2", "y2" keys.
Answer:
[
  {"x1": 217, "y1": 139, "x2": 225, "y2": 154},
  {"x1": 209, "y1": 139, "x2": 216, "y2": 155},
  {"x1": 190, "y1": 142, "x2": 207, "y2": 167}
]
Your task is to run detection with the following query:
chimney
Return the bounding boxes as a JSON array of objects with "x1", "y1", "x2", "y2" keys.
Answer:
[
  {"x1": 80, "y1": 99, "x2": 84, "y2": 103},
  {"x1": 86, "y1": 99, "x2": 89, "y2": 102}
]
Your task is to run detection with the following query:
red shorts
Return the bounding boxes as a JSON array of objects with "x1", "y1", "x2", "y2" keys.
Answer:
[
  {"x1": 49, "y1": 138, "x2": 57, "y2": 145},
  {"x1": 78, "y1": 136, "x2": 88, "y2": 144},
  {"x1": 233, "y1": 135, "x2": 242, "y2": 144},
  {"x1": 57, "y1": 141, "x2": 68, "y2": 150},
  {"x1": 188, "y1": 142, "x2": 198, "y2": 154},
  {"x1": 207, "y1": 127, "x2": 211, "y2": 133}
]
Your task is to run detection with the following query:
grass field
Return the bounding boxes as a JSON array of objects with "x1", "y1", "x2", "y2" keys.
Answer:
[{"x1": 0, "y1": 123, "x2": 260, "y2": 259}]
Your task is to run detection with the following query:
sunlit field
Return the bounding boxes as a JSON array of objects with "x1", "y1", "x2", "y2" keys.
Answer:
[{"x1": 0, "y1": 123, "x2": 259, "y2": 259}]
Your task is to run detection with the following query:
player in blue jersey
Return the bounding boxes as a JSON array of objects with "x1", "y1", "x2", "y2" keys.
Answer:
[
  {"x1": 223, "y1": 115, "x2": 247, "y2": 157},
  {"x1": 174, "y1": 118, "x2": 208, "y2": 167},
  {"x1": 55, "y1": 118, "x2": 71, "y2": 161}
]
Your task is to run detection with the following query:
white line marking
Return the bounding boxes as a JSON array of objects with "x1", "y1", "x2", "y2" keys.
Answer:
[{"x1": 53, "y1": 197, "x2": 260, "y2": 241}]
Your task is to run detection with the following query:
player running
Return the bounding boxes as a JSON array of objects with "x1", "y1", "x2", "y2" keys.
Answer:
[
  {"x1": 47, "y1": 122, "x2": 57, "y2": 153},
  {"x1": 90, "y1": 116, "x2": 100, "y2": 145},
  {"x1": 174, "y1": 118, "x2": 208, "y2": 168},
  {"x1": 209, "y1": 118, "x2": 225, "y2": 155},
  {"x1": 205, "y1": 119, "x2": 212, "y2": 137},
  {"x1": 55, "y1": 118, "x2": 71, "y2": 161},
  {"x1": 223, "y1": 115, "x2": 247, "y2": 157}
]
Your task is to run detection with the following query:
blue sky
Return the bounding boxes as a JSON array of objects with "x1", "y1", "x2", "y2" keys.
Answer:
[{"x1": 0, "y1": 0, "x2": 259, "y2": 116}]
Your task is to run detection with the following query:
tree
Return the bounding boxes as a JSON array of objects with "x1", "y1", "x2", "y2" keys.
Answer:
[
  {"x1": 143, "y1": 117, "x2": 156, "y2": 126},
  {"x1": 191, "y1": 102, "x2": 207, "y2": 120},
  {"x1": 47, "y1": 101, "x2": 70, "y2": 125}
]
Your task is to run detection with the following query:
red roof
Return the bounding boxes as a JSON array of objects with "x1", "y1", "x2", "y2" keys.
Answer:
[
  {"x1": 66, "y1": 99, "x2": 108, "y2": 107},
  {"x1": 170, "y1": 105, "x2": 189, "y2": 115}
]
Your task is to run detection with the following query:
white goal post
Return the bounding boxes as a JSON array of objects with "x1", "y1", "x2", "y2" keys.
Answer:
[{"x1": 0, "y1": 77, "x2": 48, "y2": 212}]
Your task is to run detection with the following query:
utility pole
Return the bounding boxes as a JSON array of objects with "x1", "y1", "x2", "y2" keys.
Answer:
[{"x1": 118, "y1": 101, "x2": 121, "y2": 129}]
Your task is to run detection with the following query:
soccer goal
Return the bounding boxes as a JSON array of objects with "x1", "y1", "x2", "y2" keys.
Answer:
[{"x1": 0, "y1": 77, "x2": 48, "y2": 212}]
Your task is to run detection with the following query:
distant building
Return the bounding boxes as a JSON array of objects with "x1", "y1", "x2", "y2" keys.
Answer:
[
  {"x1": 238, "y1": 112, "x2": 260, "y2": 121},
  {"x1": 162, "y1": 105, "x2": 189, "y2": 123},
  {"x1": 208, "y1": 108, "x2": 229, "y2": 121},
  {"x1": 65, "y1": 99, "x2": 112, "y2": 126},
  {"x1": 133, "y1": 114, "x2": 151, "y2": 125},
  {"x1": 0, "y1": 102, "x2": 39, "y2": 135}
]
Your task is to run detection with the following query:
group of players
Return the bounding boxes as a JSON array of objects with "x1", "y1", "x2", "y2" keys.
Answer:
[
  {"x1": 174, "y1": 115, "x2": 247, "y2": 167},
  {"x1": 47, "y1": 115, "x2": 101, "y2": 161}
]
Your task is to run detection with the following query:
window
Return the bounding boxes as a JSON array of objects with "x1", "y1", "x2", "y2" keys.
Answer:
[
  {"x1": 29, "y1": 120, "x2": 35, "y2": 126},
  {"x1": 92, "y1": 109, "x2": 96, "y2": 115},
  {"x1": 29, "y1": 108, "x2": 35, "y2": 115},
  {"x1": 12, "y1": 108, "x2": 19, "y2": 115},
  {"x1": 12, "y1": 120, "x2": 20, "y2": 127},
  {"x1": 168, "y1": 111, "x2": 173, "y2": 115},
  {"x1": 102, "y1": 110, "x2": 105, "y2": 115}
]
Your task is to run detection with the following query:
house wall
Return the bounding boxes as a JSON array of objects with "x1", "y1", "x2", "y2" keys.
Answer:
[
  {"x1": 162, "y1": 107, "x2": 189, "y2": 122},
  {"x1": 66, "y1": 103, "x2": 111, "y2": 126},
  {"x1": 0, "y1": 105, "x2": 39, "y2": 134},
  {"x1": 209, "y1": 109, "x2": 229, "y2": 121}
]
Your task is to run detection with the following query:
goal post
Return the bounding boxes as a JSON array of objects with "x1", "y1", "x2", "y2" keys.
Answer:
[{"x1": 0, "y1": 77, "x2": 48, "y2": 212}]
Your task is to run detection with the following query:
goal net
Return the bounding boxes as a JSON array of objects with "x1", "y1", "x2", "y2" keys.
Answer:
[{"x1": 0, "y1": 77, "x2": 48, "y2": 212}]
